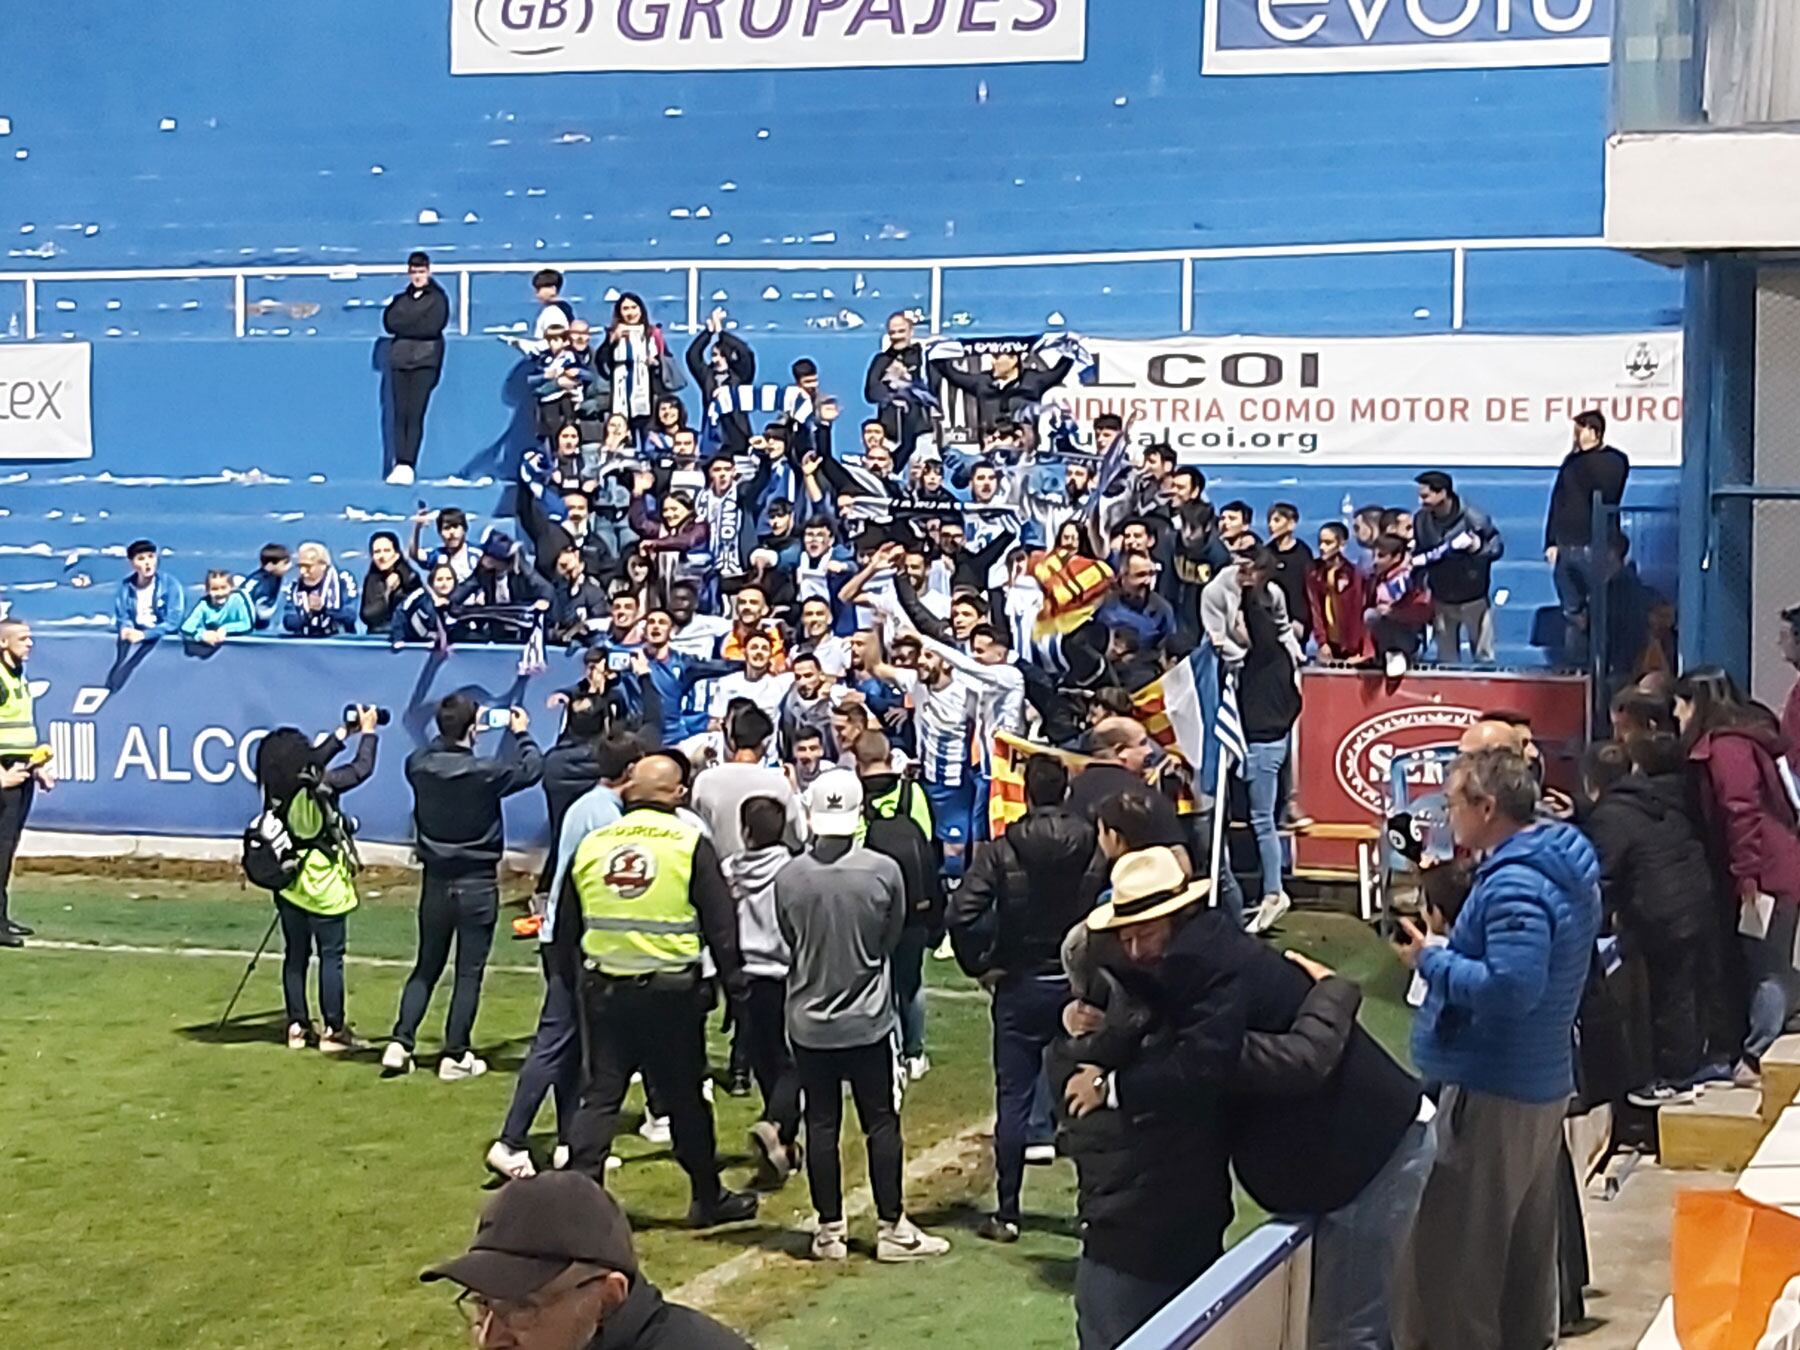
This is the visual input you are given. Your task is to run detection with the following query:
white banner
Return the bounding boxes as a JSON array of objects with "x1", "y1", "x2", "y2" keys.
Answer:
[
  {"x1": 1046, "y1": 332, "x2": 1682, "y2": 467},
  {"x1": 0, "y1": 342, "x2": 93, "y2": 461},
  {"x1": 450, "y1": 0, "x2": 1085, "y2": 73}
]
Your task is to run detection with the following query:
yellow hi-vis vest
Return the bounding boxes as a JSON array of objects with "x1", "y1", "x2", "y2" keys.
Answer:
[
  {"x1": 0, "y1": 661, "x2": 36, "y2": 757},
  {"x1": 571, "y1": 808, "x2": 703, "y2": 976}
]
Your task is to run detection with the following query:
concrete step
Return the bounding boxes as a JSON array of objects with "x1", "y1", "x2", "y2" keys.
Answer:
[
  {"x1": 1764, "y1": 1033, "x2": 1800, "y2": 1124},
  {"x1": 1659, "y1": 1085, "x2": 1768, "y2": 1171}
]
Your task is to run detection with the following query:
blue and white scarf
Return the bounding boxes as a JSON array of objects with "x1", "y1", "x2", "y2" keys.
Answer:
[{"x1": 610, "y1": 325, "x2": 655, "y2": 421}]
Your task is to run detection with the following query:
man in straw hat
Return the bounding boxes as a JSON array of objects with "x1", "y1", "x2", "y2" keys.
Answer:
[{"x1": 1061, "y1": 845, "x2": 1434, "y2": 1349}]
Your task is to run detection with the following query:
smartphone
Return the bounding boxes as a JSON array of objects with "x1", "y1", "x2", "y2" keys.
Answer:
[
  {"x1": 605, "y1": 651, "x2": 633, "y2": 674},
  {"x1": 477, "y1": 707, "x2": 512, "y2": 732}
]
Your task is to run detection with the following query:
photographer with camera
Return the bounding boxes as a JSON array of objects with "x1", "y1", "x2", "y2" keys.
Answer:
[
  {"x1": 251, "y1": 704, "x2": 381, "y2": 1051},
  {"x1": 383, "y1": 695, "x2": 543, "y2": 1082}
]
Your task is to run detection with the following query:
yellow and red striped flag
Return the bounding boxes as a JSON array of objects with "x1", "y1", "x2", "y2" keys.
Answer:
[
  {"x1": 987, "y1": 732, "x2": 1092, "y2": 838},
  {"x1": 1031, "y1": 550, "x2": 1113, "y2": 641}
]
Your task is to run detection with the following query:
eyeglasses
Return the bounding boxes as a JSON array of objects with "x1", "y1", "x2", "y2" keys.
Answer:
[{"x1": 455, "y1": 1274, "x2": 605, "y2": 1331}]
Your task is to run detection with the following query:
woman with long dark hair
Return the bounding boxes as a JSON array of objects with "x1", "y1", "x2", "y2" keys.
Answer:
[
  {"x1": 390, "y1": 562, "x2": 462, "y2": 648},
  {"x1": 359, "y1": 530, "x2": 422, "y2": 634},
  {"x1": 595, "y1": 292, "x2": 682, "y2": 439},
  {"x1": 253, "y1": 707, "x2": 379, "y2": 1051},
  {"x1": 1675, "y1": 665, "x2": 1800, "y2": 1086}
]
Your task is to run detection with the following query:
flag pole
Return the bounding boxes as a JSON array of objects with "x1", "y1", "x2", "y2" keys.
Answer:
[{"x1": 1207, "y1": 742, "x2": 1229, "y2": 907}]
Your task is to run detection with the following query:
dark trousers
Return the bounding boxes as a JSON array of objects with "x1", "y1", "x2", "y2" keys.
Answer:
[
  {"x1": 1075, "y1": 1259, "x2": 1186, "y2": 1350},
  {"x1": 742, "y1": 976, "x2": 802, "y2": 1145},
  {"x1": 498, "y1": 945, "x2": 583, "y2": 1150},
  {"x1": 794, "y1": 1038, "x2": 905, "y2": 1224},
  {"x1": 1641, "y1": 936, "x2": 1706, "y2": 1085},
  {"x1": 0, "y1": 777, "x2": 34, "y2": 925},
  {"x1": 1369, "y1": 613, "x2": 1424, "y2": 661},
  {"x1": 390, "y1": 364, "x2": 440, "y2": 469},
  {"x1": 568, "y1": 972, "x2": 722, "y2": 1205},
  {"x1": 274, "y1": 896, "x2": 347, "y2": 1031},
  {"x1": 892, "y1": 925, "x2": 929, "y2": 1059},
  {"x1": 391, "y1": 870, "x2": 499, "y2": 1059},
  {"x1": 993, "y1": 973, "x2": 1069, "y2": 1223}
]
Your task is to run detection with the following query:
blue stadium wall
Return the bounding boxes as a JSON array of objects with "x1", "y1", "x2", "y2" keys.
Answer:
[{"x1": 0, "y1": 1, "x2": 1681, "y2": 663}]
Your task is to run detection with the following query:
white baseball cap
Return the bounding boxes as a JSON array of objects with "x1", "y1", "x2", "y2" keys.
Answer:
[{"x1": 804, "y1": 768, "x2": 864, "y2": 838}]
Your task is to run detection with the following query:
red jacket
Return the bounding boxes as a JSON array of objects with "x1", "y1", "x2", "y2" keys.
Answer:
[
  {"x1": 1688, "y1": 725, "x2": 1800, "y2": 903},
  {"x1": 1305, "y1": 557, "x2": 1370, "y2": 661}
]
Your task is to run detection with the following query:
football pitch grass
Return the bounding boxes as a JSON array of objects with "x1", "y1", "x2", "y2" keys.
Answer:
[{"x1": 0, "y1": 869, "x2": 1413, "y2": 1349}]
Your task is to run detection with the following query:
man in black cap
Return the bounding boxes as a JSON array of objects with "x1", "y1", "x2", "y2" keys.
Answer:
[{"x1": 423, "y1": 1171, "x2": 749, "y2": 1349}]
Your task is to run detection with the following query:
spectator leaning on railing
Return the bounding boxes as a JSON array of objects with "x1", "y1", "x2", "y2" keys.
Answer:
[
  {"x1": 115, "y1": 538, "x2": 184, "y2": 645},
  {"x1": 179, "y1": 570, "x2": 255, "y2": 647},
  {"x1": 281, "y1": 542, "x2": 359, "y2": 639}
]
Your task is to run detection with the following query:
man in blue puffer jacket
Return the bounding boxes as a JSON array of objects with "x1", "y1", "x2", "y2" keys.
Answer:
[{"x1": 1390, "y1": 746, "x2": 1601, "y2": 1350}]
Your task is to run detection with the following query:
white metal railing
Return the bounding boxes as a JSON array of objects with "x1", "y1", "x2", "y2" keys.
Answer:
[{"x1": 0, "y1": 235, "x2": 1608, "y2": 342}]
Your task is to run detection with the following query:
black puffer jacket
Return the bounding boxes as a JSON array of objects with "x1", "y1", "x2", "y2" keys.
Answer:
[
  {"x1": 1584, "y1": 771, "x2": 1717, "y2": 945},
  {"x1": 949, "y1": 806, "x2": 1106, "y2": 979},
  {"x1": 383, "y1": 280, "x2": 449, "y2": 371},
  {"x1": 1050, "y1": 966, "x2": 1233, "y2": 1284}
]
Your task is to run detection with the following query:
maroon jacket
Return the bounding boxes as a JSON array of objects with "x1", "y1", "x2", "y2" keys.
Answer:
[
  {"x1": 1688, "y1": 724, "x2": 1800, "y2": 904},
  {"x1": 1305, "y1": 556, "x2": 1370, "y2": 661}
]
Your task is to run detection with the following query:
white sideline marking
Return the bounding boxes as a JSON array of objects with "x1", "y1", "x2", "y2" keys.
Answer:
[
  {"x1": 671, "y1": 1118, "x2": 996, "y2": 1311},
  {"x1": 17, "y1": 939, "x2": 990, "y2": 999}
]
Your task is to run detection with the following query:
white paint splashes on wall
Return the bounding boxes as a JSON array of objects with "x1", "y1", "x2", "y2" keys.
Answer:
[
  {"x1": 417, "y1": 209, "x2": 440, "y2": 224},
  {"x1": 158, "y1": 117, "x2": 177, "y2": 131},
  {"x1": 715, "y1": 233, "x2": 732, "y2": 245}
]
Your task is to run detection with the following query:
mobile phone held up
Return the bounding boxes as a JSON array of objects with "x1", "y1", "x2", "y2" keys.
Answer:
[{"x1": 478, "y1": 707, "x2": 513, "y2": 732}]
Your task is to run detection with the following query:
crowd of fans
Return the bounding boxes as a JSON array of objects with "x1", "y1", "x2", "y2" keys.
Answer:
[{"x1": 67, "y1": 264, "x2": 1782, "y2": 1350}]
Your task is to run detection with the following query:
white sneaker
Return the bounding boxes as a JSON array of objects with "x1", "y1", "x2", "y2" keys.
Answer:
[
  {"x1": 905, "y1": 1054, "x2": 930, "y2": 1083},
  {"x1": 811, "y1": 1219, "x2": 849, "y2": 1262},
  {"x1": 485, "y1": 1141, "x2": 537, "y2": 1180},
  {"x1": 317, "y1": 1028, "x2": 357, "y2": 1055},
  {"x1": 551, "y1": 1144, "x2": 571, "y2": 1170},
  {"x1": 380, "y1": 1041, "x2": 413, "y2": 1076},
  {"x1": 386, "y1": 464, "x2": 415, "y2": 487},
  {"x1": 702, "y1": 1077, "x2": 715, "y2": 1103},
  {"x1": 1246, "y1": 892, "x2": 1292, "y2": 936},
  {"x1": 286, "y1": 1022, "x2": 308, "y2": 1051},
  {"x1": 877, "y1": 1216, "x2": 950, "y2": 1262},
  {"x1": 1385, "y1": 650, "x2": 1408, "y2": 679},
  {"x1": 933, "y1": 935, "x2": 955, "y2": 960},
  {"x1": 1024, "y1": 1143, "x2": 1057, "y2": 1166},
  {"x1": 639, "y1": 1115, "x2": 672, "y2": 1145},
  {"x1": 438, "y1": 1053, "x2": 488, "y2": 1082}
]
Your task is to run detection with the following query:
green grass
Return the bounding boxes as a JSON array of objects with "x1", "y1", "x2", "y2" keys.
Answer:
[{"x1": 0, "y1": 872, "x2": 1412, "y2": 1349}]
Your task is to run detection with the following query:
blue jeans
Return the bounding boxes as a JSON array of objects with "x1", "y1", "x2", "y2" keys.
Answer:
[
  {"x1": 274, "y1": 897, "x2": 346, "y2": 1032},
  {"x1": 498, "y1": 946, "x2": 583, "y2": 1150},
  {"x1": 992, "y1": 973, "x2": 1069, "y2": 1222},
  {"x1": 1190, "y1": 808, "x2": 1245, "y2": 925},
  {"x1": 1744, "y1": 900, "x2": 1800, "y2": 1064},
  {"x1": 1551, "y1": 545, "x2": 1611, "y2": 664},
  {"x1": 893, "y1": 925, "x2": 930, "y2": 1060},
  {"x1": 1309, "y1": 1115, "x2": 1438, "y2": 1350},
  {"x1": 1244, "y1": 738, "x2": 1289, "y2": 901},
  {"x1": 392, "y1": 871, "x2": 499, "y2": 1060}
]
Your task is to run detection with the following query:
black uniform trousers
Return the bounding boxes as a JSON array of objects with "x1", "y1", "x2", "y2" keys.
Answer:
[
  {"x1": 0, "y1": 777, "x2": 35, "y2": 927},
  {"x1": 568, "y1": 968, "x2": 723, "y2": 1206}
]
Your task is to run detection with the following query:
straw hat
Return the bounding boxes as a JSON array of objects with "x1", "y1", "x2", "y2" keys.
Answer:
[{"x1": 1086, "y1": 846, "x2": 1211, "y2": 931}]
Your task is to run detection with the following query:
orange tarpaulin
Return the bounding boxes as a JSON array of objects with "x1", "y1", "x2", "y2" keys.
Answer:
[{"x1": 1672, "y1": 1189, "x2": 1800, "y2": 1350}]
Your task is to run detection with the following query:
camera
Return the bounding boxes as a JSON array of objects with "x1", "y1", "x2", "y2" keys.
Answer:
[
  {"x1": 342, "y1": 704, "x2": 393, "y2": 729},
  {"x1": 477, "y1": 707, "x2": 513, "y2": 732}
]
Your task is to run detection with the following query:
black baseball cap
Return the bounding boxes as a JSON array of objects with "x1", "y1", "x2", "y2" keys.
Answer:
[{"x1": 420, "y1": 1173, "x2": 638, "y2": 1300}]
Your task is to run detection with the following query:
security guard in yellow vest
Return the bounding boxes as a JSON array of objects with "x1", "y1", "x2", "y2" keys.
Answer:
[
  {"x1": 562, "y1": 751, "x2": 759, "y2": 1227},
  {"x1": 0, "y1": 618, "x2": 50, "y2": 948}
]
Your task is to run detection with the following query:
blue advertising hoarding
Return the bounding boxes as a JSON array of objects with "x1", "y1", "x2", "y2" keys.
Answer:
[
  {"x1": 22, "y1": 633, "x2": 581, "y2": 851},
  {"x1": 1203, "y1": 0, "x2": 1611, "y2": 74}
]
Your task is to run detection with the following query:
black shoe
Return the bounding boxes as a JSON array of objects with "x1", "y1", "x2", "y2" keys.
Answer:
[
  {"x1": 4, "y1": 920, "x2": 32, "y2": 937},
  {"x1": 977, "y1": 1215, "x2": 1021, "y2": 1244},
  {"x1": 689, "y1": 1188, "x2": 759, "y2": 1228},
  {"x1": 725, "y1": 1069, "x2": 753, "y2": 1098},
  {"x1": 0, "y1": 930, "x2": 22, "y2": 949}
]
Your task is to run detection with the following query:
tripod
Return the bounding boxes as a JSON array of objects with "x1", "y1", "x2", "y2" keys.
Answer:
[{"x1": 217, "y1": 912, "x2": 282, "y2": 1030}]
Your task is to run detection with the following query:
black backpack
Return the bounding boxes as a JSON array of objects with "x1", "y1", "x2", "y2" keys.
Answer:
[
  {"x1": 242, "y1": 805, "x2": 302, "y2": 892},
  {"x1": 861, "y1": 777, "x2": 944, "y2": 932}
]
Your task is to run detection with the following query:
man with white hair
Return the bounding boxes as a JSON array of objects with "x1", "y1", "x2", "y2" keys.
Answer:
[
  {"x1": 775, "y1": 768, "x2": 949, "y2": 1264},
  {"x1": 281, "y1": 541, "x2": 359, "y2": 638}
]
